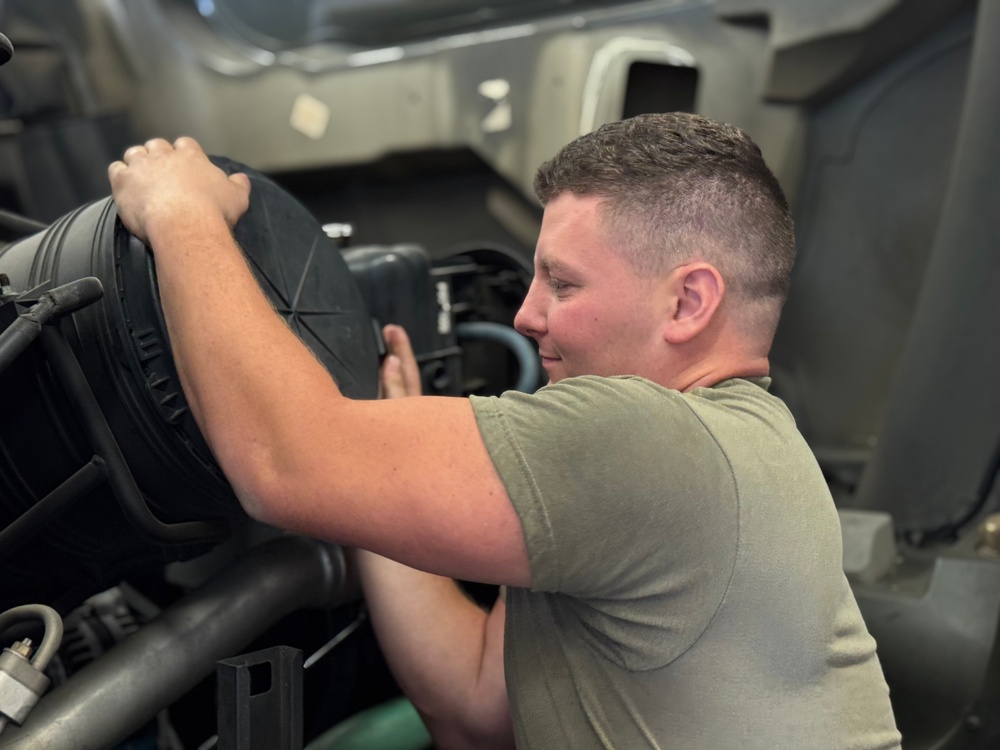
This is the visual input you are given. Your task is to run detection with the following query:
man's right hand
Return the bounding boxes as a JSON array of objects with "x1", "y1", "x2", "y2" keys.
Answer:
[{"x1": 108, "y1": 137, "x2": 250, "y2": 247}]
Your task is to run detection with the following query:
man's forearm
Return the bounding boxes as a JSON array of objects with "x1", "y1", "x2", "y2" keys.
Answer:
[{"x1": 357, "y1": 551, "x2": 513, "y2": 749}]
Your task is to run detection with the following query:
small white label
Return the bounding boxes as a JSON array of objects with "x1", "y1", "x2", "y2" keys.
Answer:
[
  {"x1": 290, "y1": 94, "x2": 330, "y2": 140},
  {"x1": 436, "y1": 281, "x2": 452, "y2": 335}
]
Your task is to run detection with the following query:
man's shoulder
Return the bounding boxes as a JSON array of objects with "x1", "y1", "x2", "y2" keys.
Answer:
[
  {"x1": 470, "y1": 374, "x2": 688, "y2": 424},
  {"x1": 539, "y1": 374, "x2": 785, "y2": 421},
  {"x1": 469, "y1": 375, "x2": 796, "y2": 449},
  {"x1": 684, "y1": 376, "x2": 795, "y2": 427}
]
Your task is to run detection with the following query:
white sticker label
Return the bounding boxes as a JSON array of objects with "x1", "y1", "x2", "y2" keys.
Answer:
[{"x1": 290, "y1": 94, "x2": 330, "y2": 140}]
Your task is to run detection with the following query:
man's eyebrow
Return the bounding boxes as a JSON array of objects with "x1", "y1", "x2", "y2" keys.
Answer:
[{"x1": 539, "y1": 257, "x2": 573, "y2": 275}]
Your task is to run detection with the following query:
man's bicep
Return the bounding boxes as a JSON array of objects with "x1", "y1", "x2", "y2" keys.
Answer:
[{"x1": 271, "y1": 395, "x2": 531, "y2": 587}]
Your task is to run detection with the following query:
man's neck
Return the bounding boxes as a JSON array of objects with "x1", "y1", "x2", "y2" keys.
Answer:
[{"x1": 672, "y1": 355, "x2": 770, "y2": 393}]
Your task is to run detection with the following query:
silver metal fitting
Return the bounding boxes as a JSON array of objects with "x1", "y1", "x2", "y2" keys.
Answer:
[{"x1": 0, "y1": 642, "x2": 50, "y2": 726}]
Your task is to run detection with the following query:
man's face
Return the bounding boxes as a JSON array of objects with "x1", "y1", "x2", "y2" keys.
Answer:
[{"x1": 514, "y1": 193, "x2": 667, "y2": 384}]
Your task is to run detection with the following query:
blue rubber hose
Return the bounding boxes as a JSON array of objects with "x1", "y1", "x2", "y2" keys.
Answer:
[{"x1": 456, "y1": 321, "x2": 540, "y2": 393}]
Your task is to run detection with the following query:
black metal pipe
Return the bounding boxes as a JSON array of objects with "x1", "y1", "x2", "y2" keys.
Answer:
[
  {"x1": 0, "y1": 535, "x2": 355, "y2": 750},
  {"x1": 0, "y1": 458, "x2": 106, "y2": 562},
  {"x1": 39, "y1": 326, "x2": 229, "y2": 544},
  {"x1": 0, "y1": 277, "x2": 103, "y2": 377},
  {"x1": 0, "y1": 604, "x2": 63, "y2": 670},
  {"x1": 0, "y1": 316, "x2": 42, "y2": 377}
]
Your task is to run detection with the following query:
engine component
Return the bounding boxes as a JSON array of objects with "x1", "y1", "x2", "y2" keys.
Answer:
[
  {"x1": 59, "y1": 587, "x2": 141, "y2": 675},
  {"x1": 0, "y1": 604, "x2": 62, "y2": 735},
  {"x1": 0, "y1": 275, "x2": 103, "y2": 381},
  {"x1": 0, "y1": 159, "x2": 379, "y2": 611},
  {"x1": 0, "y1": 535, "x2": 351, "y2": 750}
]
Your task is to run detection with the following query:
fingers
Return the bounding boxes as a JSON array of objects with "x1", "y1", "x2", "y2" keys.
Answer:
[
  {"x1": 107, "y1": 160, "x2": 125, "y2": 181},
  {"x1": 121, "y1": 137, "x2": 202, "y2": 165},
  {"x1": 145, "y1": 137, "x2": 172, "y2": 152},
  {"x1": 384, "y1": 325, "x2": 421, "y2": 395},
  {"x1": 122, "y1": 144, "x2": 147, "y2": 164},
  {"x1": 379, "y1": 355, "x2": 407, "y2": 400},
  {"x1": 379, "y1": 324, "x2": 422, "y2": 398},
  {"x1": 230, "y1": 172, "x2": 251, "y2": 194},
  {"x1": 384, "y1": 324, "x2": 415, "y2": 359},
  {"x1": 173, "y1": 136, "x2": 204, "y2": 153},
  {"x1": 110, "y1": 134, "x2": 251, "y2": 246}
]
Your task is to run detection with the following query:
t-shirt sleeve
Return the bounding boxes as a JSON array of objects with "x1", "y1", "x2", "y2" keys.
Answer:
[{"x1": 469, "y1": 376, "x2": 739, "y2": 602}]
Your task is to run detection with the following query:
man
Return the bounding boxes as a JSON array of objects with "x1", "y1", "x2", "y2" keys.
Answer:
[{"x1": 109, "y1": 112, "x2": 901, "y2": 749}]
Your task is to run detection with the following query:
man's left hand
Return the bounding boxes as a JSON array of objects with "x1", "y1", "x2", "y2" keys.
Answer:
[{"x1": 379, "y1": 324, "x2": 422, "y2": 400}]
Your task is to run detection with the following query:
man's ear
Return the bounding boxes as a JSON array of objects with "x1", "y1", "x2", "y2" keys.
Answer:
[{"x1": 663, "y1": 262, "x2": 725, "y2": 345}]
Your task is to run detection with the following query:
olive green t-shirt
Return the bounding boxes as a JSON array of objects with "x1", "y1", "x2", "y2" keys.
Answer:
[{"x1": 470, "y1": 376, "x2": 901, "y2": 749}]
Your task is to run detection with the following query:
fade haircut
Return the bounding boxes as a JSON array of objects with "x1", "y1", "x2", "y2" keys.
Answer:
[{"x1": 533, "y1": 112, "x2": 796, "y2": 340}]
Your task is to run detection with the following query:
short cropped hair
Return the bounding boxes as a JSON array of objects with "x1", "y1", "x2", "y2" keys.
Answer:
[{"x1": 533, "y1": 112, "x2": 796, "y2": 339}]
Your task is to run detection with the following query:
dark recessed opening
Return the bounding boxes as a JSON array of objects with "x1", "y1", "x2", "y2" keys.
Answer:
[
  {"x1": 248, "y1": 662, "x2": 272, "y2": 696},
  {"x1": 622, "y1": 61, "x2": 699, "y2": 119}
]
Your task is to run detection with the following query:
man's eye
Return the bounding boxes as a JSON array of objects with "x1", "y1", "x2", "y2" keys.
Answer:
[{"x1": 549, "y1": 278, "x2": 571, "y2": 293}]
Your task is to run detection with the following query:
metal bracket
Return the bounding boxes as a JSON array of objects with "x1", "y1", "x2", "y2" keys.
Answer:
[
  {"x1": 217, "y1": 646, "x2": 303, "y2": 750},
  {"x1": 0, "y1": 274, "x2": 228, "y2": 557}
]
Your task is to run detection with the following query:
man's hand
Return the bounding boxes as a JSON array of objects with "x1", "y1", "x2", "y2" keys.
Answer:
[
  {"x1": 379, "y1": 324, "x2": 422, "y2": 399},
  {"x1": 108, "y1": 137, "x2": 251, "y2": 246}
]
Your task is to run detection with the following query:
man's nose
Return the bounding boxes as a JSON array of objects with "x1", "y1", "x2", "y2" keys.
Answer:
[{"x1": 514, "y1": 279, "x2": 545, "y2": 339}]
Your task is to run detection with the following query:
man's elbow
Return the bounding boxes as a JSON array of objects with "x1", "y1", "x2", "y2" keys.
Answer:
[
  {"x1": 422, "y1": 715, "x2": 515, "y2": 750},
  {"x1": 232, "y1": 480, "x2": 277, "y2": 526},
  {"x1": 416, "y1": 694, "x2": 514, "y2": 750},
  {"x1": 224, "y1": 450, "x2": 300, "y2": 530}
]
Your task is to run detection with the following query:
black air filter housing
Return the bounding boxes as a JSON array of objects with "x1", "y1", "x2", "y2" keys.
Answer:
[{"x1": 0, "y1": 158, "x2": 378, "y2": 611}]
